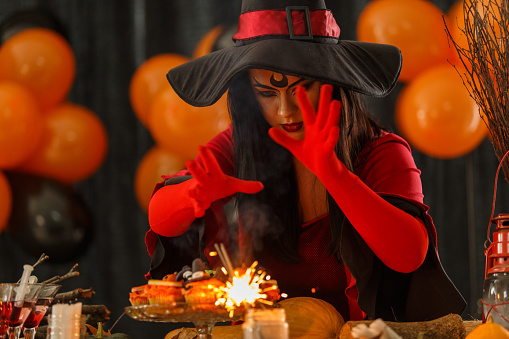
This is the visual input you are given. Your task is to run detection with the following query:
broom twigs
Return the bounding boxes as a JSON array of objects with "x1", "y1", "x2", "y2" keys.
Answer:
[
  {"x1": 42, "y1": 263, "x2": 80, "y2": 284},
  {"x1": 445, "y1": 0, "x2": 509, "y2": 181}
]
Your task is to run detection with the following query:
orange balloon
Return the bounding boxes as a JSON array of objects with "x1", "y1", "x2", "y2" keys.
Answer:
[
  {"x1": 0, "y1": 28, "x2": 75, "y2": 110},
  {"x1": 134, "y1": 145, "x2": 186, "y2": 213},
  {"x1": 0, "y1": 81, "x2": 44, "y2": 168},
  {"x1": 18, "y1": 102, "x2": 108, "y2": 183},
  {"x1": 192, "y1": 25, "x2": 225, "y2": 59},
  {"x1": 357, "y1": 0, "x2": 454, "y2": 82},
  {"x1": 148, "y1": 88, "x2": 230, "y2": 160},
  {"x1": 396, "y1": 64, "x2": 488, "y2": 159},
  {"x1": 129, "y1": 53, "x2": 190, "y2": 126},
  {"x1": 0, "y1": 170, "x2": 12, "y2": 233}
]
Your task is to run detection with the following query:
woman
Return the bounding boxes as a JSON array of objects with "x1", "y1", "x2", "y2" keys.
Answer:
[{"x1": 146, "y1": 0, "x2": 466, "y2": 322}]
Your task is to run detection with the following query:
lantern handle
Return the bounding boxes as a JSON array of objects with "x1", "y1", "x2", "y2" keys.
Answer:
[{"x1": 486, "y1": 149, "x2": 509, "y2": 249}]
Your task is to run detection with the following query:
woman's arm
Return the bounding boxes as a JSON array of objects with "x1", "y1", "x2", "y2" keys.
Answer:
[
  {"x1": 269, "y1": 85, "x2": 428, "y2": 273},
  {"x1": 149, "y1": 177, "x2": 199, "y2": 237},
  {"x1": 148, "y1": 146, "x2": 263, "y2": 238}
]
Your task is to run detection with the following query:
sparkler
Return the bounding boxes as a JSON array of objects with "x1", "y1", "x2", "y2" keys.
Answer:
[
  {"x1": 213, "y1": 243, "x2": 235, "y2": 277},
  {"x1": 212, "y1": 243, "x2": 278, "y2": 317}
]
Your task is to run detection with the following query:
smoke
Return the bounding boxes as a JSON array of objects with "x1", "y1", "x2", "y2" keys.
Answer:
[{"x1": 237, "y1": 200, "x2": 287, "y2": 264}]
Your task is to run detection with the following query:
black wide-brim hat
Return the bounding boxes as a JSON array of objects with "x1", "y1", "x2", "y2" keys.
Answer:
[{"x1": 167, "y1": 0, "x2": 402, "y2": 107}]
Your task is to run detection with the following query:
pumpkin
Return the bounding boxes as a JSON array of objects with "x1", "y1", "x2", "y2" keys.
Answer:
[
  {"x1": 279, "y1": 297, "x2": 344, "y2": 339},
  {"x1": 466, "y1": 315, "x2": 509, "y2": 339},
  {"x1": 85, "y1": 322, "x2": 133, "y2": 338},
  {"x1": 165, "y1": 297, "x2": 345, "y2": 339}
]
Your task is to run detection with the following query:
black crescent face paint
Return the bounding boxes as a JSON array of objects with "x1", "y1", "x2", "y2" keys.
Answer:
[{"x1": 270, "y1": 72, "x2": 288, "y2": 88}]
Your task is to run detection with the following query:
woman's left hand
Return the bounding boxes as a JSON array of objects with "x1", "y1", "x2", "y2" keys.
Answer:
[{"x1": 268, "y1": 84, "x2": 342, "y2": 179}]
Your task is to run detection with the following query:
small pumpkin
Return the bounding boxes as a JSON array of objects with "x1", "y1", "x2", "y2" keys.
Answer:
[
  {"x1": 86, "y1": 322, "x2": 133, "y2": 338},
  {"x1": 466, "y1": 315, "x2": 509, "y2": 339},
  {"x1": 278, "y1": 297, "x2": 344, "y2": 339},
  {"x1": 165, "y1": 297, "x2": 345, "y2": 339}
]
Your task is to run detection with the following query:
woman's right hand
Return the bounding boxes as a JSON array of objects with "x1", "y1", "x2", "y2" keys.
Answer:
[{"x1": 186, "y1": 145, "x2": 264, "y2": 218}]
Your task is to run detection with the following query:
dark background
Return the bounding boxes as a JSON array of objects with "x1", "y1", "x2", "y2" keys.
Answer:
[{"x1": 0, "y1": 0, "x2": 503, "y2": 338}]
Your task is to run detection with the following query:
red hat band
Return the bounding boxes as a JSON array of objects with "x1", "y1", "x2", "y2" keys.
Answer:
[{"x1": 233, "y1": 7, "x2": 341, "y2": 45}]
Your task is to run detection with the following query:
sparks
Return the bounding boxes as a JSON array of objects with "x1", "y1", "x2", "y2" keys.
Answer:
[{"x1": 216, "y1": 261, "x2": 275, "y2": 315}]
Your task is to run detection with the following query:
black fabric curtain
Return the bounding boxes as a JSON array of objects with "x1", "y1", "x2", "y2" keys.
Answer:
[{"x1": 0, "y1": 0, "x2": 501, "y2": 337}]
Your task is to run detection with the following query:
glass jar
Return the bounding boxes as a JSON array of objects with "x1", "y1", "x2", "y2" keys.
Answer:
[
  {"x1": 242, "y1": 308, "x2": 289, "y2": 339},
  {"x1": 483, "y1": 272, "x2": 509, "y2": 330}
]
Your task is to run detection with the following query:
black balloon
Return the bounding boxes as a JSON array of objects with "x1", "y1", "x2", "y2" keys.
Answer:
[
  {"x1": 0, "y1": 9, "x2": 68, "y2": 44},
  {"x1": 5, "y1": 171, "x2": 93, "y2": 262}
]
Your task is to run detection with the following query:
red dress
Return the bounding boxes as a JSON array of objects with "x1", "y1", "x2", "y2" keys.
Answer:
[{"x1": 145, "y1": 125, "x2": 465, "y2": 321}]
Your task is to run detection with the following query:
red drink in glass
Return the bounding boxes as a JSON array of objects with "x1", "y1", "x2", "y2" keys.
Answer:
[
  {"x1": 22, "y1": 284, "x2": 60, "y2": 339},
  {"x1": 8, "y1": 301, "x2": 34, "y2": 327},
  {"x1": 0, "y1": 300, "x2": 14, "y2": 337},
  {"x1": 23, "y1": 298, "x2": 52, "y2": 329}
]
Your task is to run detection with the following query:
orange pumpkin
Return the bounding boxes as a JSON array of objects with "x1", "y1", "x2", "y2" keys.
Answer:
[
  {"x1": 466, "y1": 315, "x2": 509, "y2": 339},
  {"x1": 279, "y1": 297, "x2": 344, "y2": 339},
  {"x1": 165, "y1": 297, "x2": 344, "y2": 339}
]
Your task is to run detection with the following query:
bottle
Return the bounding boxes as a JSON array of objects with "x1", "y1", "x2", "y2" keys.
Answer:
[
  {"x1": 483, "y1": 214, "x2": 509, "y2": 330},
  {"x1": 242, "y1": 308, "x2": 289, "y2": 339}
]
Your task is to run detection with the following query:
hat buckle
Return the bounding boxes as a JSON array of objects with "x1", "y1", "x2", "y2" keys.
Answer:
[{"x1": 286, "y1": 6, "x2": 313, "y2": 40}]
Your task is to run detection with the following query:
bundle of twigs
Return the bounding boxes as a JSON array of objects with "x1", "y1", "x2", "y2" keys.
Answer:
[
  {"x1": 445, "y1": 0, "x2": 509, "y2": 181},
  {"x1": 25, "y1": 254, "x2": 111, "y2": 338}
]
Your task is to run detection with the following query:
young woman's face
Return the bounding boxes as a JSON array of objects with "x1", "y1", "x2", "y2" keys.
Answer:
[{"x1": 248, "y1": 69, "x2": 322, "y2": 141}]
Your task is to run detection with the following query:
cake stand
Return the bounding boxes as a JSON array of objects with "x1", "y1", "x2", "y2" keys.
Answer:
[{"x1": 125, "y1": 303, "x2": 243, "y2": 338}]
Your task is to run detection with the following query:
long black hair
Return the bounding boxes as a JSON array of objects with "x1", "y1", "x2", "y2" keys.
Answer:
[{"x1": 228, "y1": 71, "x2": 383, "y2": 263}]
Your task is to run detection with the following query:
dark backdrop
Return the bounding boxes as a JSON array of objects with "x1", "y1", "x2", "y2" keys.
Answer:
[{"x1": 0, "y1": 0, "x2": 503, "y2": 337}]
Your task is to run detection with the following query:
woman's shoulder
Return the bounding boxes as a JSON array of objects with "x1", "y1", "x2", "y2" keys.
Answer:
[
  {"x1": 372, "y1": 131, "x2": 411, "y2": 151},
  {"x1": 357, "y1": 131, "x2": 413, "y2": 164},
  {"x1": 355, "y1": 131, "x2": 423, "y2": 201}
]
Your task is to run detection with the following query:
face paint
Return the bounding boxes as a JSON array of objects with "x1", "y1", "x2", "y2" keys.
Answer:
[
  {"x1": 248, "y1": 68, "x2": 323, "y2": 141},
  {"x1": 270, "y1": 73, "x2": 288, "y2": 88}
]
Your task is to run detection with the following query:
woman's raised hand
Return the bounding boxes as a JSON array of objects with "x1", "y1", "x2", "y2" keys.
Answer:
[
  {"x1": 185, "y1": 145, "x2": 264, "y2": 218},
  {"x1": 268, "y1": 84, "x2": 342, "y2": 179}
]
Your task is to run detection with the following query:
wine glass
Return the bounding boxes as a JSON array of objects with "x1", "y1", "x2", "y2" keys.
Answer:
[
  {"x1": 22, "y1": 284, "x2": 61, "y2": 339},
  {"x1": 0, "y1": 284, "x2": 14, "y2": 339},
  {"x1": 6, "y1": 283, "x2": 42, "y2": 339}
]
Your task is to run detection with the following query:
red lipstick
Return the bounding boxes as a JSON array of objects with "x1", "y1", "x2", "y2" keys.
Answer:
[{"x1": 281, "y1": 122, "x2": 303, "y2": 132}]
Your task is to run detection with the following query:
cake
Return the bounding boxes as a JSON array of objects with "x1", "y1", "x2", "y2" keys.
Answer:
[
  {"x1": 184, "y1": 277, "x2": 225, "y2": 311},
  {"x1": 129, "y1": 285, "x2": 149, "y2": 306},
  {"x1": 146, "y1": 278, "x2": 185, "y2": 305}
]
